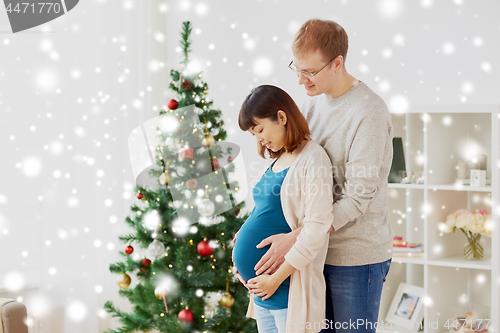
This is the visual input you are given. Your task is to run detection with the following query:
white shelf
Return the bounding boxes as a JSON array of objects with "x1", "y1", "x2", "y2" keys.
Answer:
[
  {"x1": 428, "y1": 255, "x2": 492, "y2": 270},
  {"x1": 427, "y1": 184, "x2": 493, "y2": 192},
  {"x1": 383, "y1": 104, "x2": 500, "y2": 333},
  {"x1": 388, "y1": 183, "x2": 492, "y2": 192},
  {"x1": 392, "y1": 256, "x2": 491, "y2": 270},
  {"x1": 390, "y1": 104, "x2": 499, "y2": 114},
  {"x1": 392, "y1": 256, "x2": 425, "y2": 265},
  {"x1": 388, "y1": 183, "x2": 426, "y2": 189}
]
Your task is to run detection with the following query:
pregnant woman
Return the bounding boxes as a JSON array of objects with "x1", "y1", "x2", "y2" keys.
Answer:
[{"x1": 232, "y1": 85, "x2": 334, "y2": 333}]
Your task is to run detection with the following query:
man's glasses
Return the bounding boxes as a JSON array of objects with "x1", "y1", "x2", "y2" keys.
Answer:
[{"x1": 288, "y1": 56, "x2": 337, "y2": 79}]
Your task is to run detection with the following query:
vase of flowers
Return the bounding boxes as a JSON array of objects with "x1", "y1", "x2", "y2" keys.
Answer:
[{"x1": 438, "y1": 209, "x2": 492, "y2": 260}]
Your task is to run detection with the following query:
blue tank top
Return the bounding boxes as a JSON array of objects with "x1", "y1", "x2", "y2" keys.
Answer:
[{"x1": 233, "y1": 160, "x2": 291, "y2": 310}]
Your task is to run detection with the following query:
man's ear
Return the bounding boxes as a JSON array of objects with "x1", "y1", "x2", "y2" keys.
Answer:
[{"x1": 334, "y1": 55, "x2": 344, "y2": 72}]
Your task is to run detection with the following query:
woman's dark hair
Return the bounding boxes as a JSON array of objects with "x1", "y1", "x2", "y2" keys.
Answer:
[{"x1": 238, "y1": 85, "x2": 310, "y2": 159}]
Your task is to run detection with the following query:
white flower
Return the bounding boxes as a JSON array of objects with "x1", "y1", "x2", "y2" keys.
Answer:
[
  {"x1": 438, "y1": 221, "x2": 454, "y2": 233},
  {"x1": 445, "y1": 214, "x2": 457, "y2": 231},
  {"x1": 455, "y1": 211, "x2": 472, "y2": 229},
  {"x1": 464, "y1": 213, "x2": 486, "y2": 233},
  {"x1": 481, "y1": 215, "x2": 492, "y2": 237}
]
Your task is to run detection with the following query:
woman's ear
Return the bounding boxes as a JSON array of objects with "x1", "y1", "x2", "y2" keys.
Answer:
[{"x1": 277, "y1": 110, "x2": 287, "y2": 126}]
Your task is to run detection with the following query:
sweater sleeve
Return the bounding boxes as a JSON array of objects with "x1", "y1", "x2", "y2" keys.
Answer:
[
  {"x1": 285, "y1": 149, "x2": 334, "y2": 271},
  {"x1": 331, "y1": 113, "x2": 393, "y2": 231}
]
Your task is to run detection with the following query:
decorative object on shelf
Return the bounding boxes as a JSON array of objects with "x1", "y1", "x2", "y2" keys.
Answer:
[
  {"x1": 467, "y1": 154, "x2": 487, "y2": 175},
  {"x1": 456, "y1": 154, "x2": 489, "y2": 185},
  {"x1": 399, "y1": 170, "x2": 414, "y2": 184},
  {"x1": 470, "y1": 169, "x2": 486, "y2": 187},
  {"x1": 415, "y1": 170, "x2": 424, "y2": 184},
  {"x1": 457, "y1": 160, "x2": 467, "y2": 179},
  {"x1": 392, "y1": 237, "x2": 423, "y2": 257},
  {"x1": 385, "y1": 283, "x2": 425, "y2": 331},
  {"x1": 437, "y1": 209, "x2": 492, "y2": 260},
  {"x1": 388, "y1": 137, "x2": 406, "y2": 183},
  {"x1": 447, "y1": 311, "x2": 489, "y2": 333},
  {"x1": 448, "y1": 303, "x2": 490, "y2": 333}
]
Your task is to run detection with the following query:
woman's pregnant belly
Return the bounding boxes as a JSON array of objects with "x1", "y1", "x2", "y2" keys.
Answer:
[{"x1": 233, "y1": 226, "x2": 278, "y2": 282}]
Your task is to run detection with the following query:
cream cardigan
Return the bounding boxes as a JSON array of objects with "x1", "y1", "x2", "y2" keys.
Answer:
[{"x1": 245, "y1": 140, "x2": 334, "y2": 333}]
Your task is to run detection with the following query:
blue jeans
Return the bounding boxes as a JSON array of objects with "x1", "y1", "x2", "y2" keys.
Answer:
[
  {"x1": 320, "y1": 259, "x2": 391, "y2": 333},
  {"x1": 254, "y1": 303, "x2": 287, "y2": 333}
]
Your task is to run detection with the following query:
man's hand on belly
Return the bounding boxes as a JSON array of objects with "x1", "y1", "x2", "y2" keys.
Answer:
[{"x1": 254, "y1": 227, "x2": 302, "y2": 275}]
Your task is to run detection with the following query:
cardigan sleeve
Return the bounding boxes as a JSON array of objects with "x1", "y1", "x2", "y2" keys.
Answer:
[
  {"x1": 331, "y1": 114, "x2": 393, "y2": 231},
  {"x1": 284, "y1": 148, "x2": 334, "y2": 271}
]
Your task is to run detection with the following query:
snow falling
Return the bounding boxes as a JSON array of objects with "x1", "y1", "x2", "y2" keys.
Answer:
[{"x1": 1, "y1": 0, "x2": 498, "y2": 332}]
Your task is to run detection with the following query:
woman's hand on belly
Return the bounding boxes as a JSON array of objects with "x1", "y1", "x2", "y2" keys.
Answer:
[
  {"x1": 246, "y1": 274, "x2": 280, "y2": 300},
  {"x1": 248, "y1": 261, "x2": 297, "y2": 300}
]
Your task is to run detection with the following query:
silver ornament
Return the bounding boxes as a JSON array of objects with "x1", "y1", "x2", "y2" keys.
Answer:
[
  {"x1": 148, "y1": 239, "x2": 166, "y2": 257},
  {"x1": 198, "y1": 198, "x2": 215, "y2": 217}
]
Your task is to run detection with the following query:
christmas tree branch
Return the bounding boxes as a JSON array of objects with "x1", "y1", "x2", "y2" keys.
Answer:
[{"x1": 180, "y1": 21, "x2": 192, "y2": 66}]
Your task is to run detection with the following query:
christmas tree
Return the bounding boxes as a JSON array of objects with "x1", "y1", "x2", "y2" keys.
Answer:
[{"x1": 104, "y1": 21, "x2": 257, "y2": 333}]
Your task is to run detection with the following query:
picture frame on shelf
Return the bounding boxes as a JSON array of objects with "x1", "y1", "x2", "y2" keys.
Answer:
[{"x1": 385, "y1": 283, "x2": 425, "y2": 331}]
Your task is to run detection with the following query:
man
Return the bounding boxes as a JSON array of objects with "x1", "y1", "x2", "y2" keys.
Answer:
[{"x1": 246, "y1": 19, "x2": 394, "y2": 332}]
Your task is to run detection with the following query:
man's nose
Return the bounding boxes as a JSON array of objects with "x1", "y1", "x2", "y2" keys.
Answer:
[{"x1": 297, "y1": 72, "x2": 309, "y2": 85}]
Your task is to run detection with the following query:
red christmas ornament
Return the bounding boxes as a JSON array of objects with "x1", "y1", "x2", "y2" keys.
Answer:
[
  {"x1": 125, "y1": 245, "x2": 134, "y2": 255},
  {"x1": 227, "y1": 156, "x2": 233, "y2": 163},
  {"x1": 142, "y1": 258, "x2": 151, "y2": 266},
  {"x1": 197, "y1": 240, "x2": 214, "y2": 257},
  {"x1": 137, "y1": 192, "x2": 143, "y2": 199},
  {"x1": 167, "y1": 99, "x2": 178, "y2": 110},
  {"x1": 141, "y1": 267, "x2": 147, "y2": 273},
  {"x1": 211, "y1": 158, "x2": 220, "y2": 171},
  {"x1": 178, "y1": 309, "x2": 194, "y2": 322}
]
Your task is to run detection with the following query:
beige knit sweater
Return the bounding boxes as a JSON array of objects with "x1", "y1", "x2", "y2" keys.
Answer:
[
  {"x1": 245, "y1": 140, "x2": 334, "y2": 333},
  {"x1": 302, "y1": 81, "x2": 394, "y2": 266}
]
